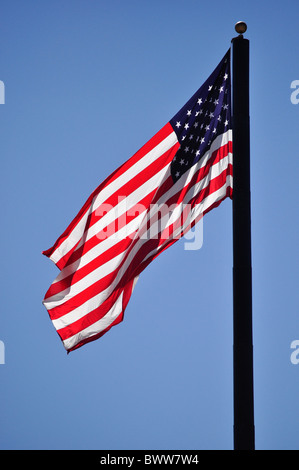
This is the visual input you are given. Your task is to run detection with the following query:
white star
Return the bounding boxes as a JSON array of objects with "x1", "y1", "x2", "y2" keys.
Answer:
[
  {"x1": 214, "y1": 99, "x2": 219, "y2": 106},
  {"x1": 219, "y1": 86, "x2": 224, "y2": 93},
  {"x1": 217, "y1": 115, "x2": 222, "y2": 122},
  {"x1": 175, "y1": 171, "x2": 180, "y2": 178},
  {"x1": 196, "y1": 150, "x2": 200, "y2": 157},
  {"x1": 194, "y1": 122, "x2": 199, "y2": 128},
  {"x1": 222, "y1": 104, "x2": 228, "y2": 110},
  {"x1": 224, "y1": 73, "x2": 228, "y2": 80},
  {"x1": 224, "y1": 120, "x2": 229, "y2": 126},
  {"x1": 182, "y1": 135, "x2": 186, "y2": 141},
  {"x1": 205, "y1": 124, "x2": 210, "y2": 131},
  {"x1": 208, "y1": 85, "x2": 213, "y2": 91},
  {"x1": 212, "y1": 127, "x2": 217, "y2": 134},
  {"x1": 200, "y1": 137, "x2": 205, "y2": 144},
  {"x1": 184, "y1": 123, "x2": 189, "y2": 130},
  {"x1": 180, "y1": 158, "x2": 185, "y2": 165},
  {"x1": 184, "y1": 146, "x2": 189, "y2": 153},
  {"x1": 209, "y1": 112, "x2": 214, "y2": 119},
  {"x1": 197, "y1": 98, "x2": 202, "y2": 105},
  {"x1": 189, "y1": 134, "x2": 193, "y2": 140},
  {"x1": 187, "y1": 110, "x2": 192, "y2": 116},
  {"x1": 176, "y1": 121, "x2": 181, "y2": 128}
]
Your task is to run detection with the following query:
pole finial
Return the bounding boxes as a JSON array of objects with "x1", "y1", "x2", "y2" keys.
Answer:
[{"x1": 235, "y1": 21, "x2": 247, "y2": 35}]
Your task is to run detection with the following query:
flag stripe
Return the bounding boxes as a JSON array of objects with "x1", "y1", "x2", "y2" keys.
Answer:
[
  {"x1": 128, "y1": 174, "x2": 233, "y2": 280},
  {"x1": 58, "y1": 172, "x2": 232, "y2": 347},
  {"x1": 110, "y1": 159, "x2": 233, "y2": 287},
  {"x1": 48, "y1": 131, "x2": 231, "y2": 294},
  {"x1": 45, "y1": 131, "x2": 232, "y2": 340},
  {"x1": 55, "y1": 177, "x2": 232, "y2": 343},
  {"x1": 45, "y1": 220, "x2": 142, "y2": 298},
  {"x1": 42, "y1": 49, "x2": 233, "y2": 352},
  {"x1": 44, "y1": 124, "x2": 177, "y2": 268},
  {"x1": 44, "y1": 131, "x2": 231, "y2": 313},
  {"x1": 43, "y1": 145, "x2": 179, "y2": 304},
  {"x1": 62, "y1": 275, "x2": 139, "y2": 352}
]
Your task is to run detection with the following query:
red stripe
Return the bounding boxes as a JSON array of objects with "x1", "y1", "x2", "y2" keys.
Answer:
[
  {"x1": 46, "y1": 139, "x2": 232, "y2": 316},
  {"x1": 50, "y1": 144, "x2": 232, "y2": 332},
  {"x1": 44, "y1": 140, "x2": 179, "y2": 299},
  {"x1": 64, "y1": 173, "x2": 233, "y2": 351},
  {"x1": 165, "y1": 141, "x2": 232, "y2": 209},
  {"x1": 65, "y1": 276, "x2": 136, "y2": 353},
  {"x1": 44, "y1": 149, "x2": 178, "y2": 299},
  {"x1": 133, "y1": 141, "x2": 232, "y2": 247},
  {"x1": 43, "y1": 126, "x2": 232, "y2": 351},
  {"x1": 87, "y1": 144, "x2": 178, "y2": 230},
  {"x1": 43, "y1": 187, "x2": 159, "y2": 300},
  {"x1": 57, "y1": 286, "x2": 123, "y2": 340},
  {"x1": 53, "y1": 143, "x2": 179, "y2": 271},
  {"x1": 42, "y1": 123, "x2": 174, "y2": 266},
  {"x1": 118, "y1": 163, "x2": 233, "y2": 284},
  {"x1": 44, "y1": 237, "x2": 131, "y2": 299}
]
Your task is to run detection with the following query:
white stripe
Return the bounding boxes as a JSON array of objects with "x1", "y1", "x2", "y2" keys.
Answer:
[
  {"x1": 52, "y1": 168, "x2": 232, "y2": 333},
  {"x1": 120, "y1": 150, "x2": 232, "y2": 267},
  {"x1": 50, "y1": 131, "x2": 178, "y2": 265},
  {"x1": 86, "y1": 133, "x2": 232, "y2": 297},
  {"x1": 62, "y1": 291, "x2": 124, "y2": 351},
  {"x1": 127, "y1": 130, "x2": 232, "y2": 242},
  {"x1": 43, "y1": 250, "x2": 125, "y2": 308},
  {"x1": 73, "y1": 160, "x2": 174, "y2": 251},
  {"x1": 52, "y1": 210, "x2": 147, "y2": 285},
  {"x1": 141, "y1": 172, "x2": 233, "y2": 266},
  {"x1": 143, "y1": 129, "x2": 232, "y2": 227},
  {"x1": 90, "y1": 131, "x2": 177, "y2": 211},
  {"x1": 47, "y1": 131, "x2": 232, "y2": 330},
  {"x1": 62, "y1": 274, "x2": 139, "y2": 350},
  {"x1": 49, "y1": 208, "x2": 91, "y2": 265},
  {"x1": 44, "y1": 157, "x2": 175, "y2": 307}
]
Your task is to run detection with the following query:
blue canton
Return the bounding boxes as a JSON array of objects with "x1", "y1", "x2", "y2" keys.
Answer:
[{"x1": 170, "y1": 50, "x2": 231, "y2": 183}]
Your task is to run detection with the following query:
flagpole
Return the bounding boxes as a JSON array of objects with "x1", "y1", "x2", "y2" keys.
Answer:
[{"x1": 232, "y1": 22, "x2": 255, "y2": 450}]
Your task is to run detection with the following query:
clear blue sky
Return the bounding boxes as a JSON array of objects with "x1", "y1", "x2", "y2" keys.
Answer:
[{"x1": 1, "y1": 0, "x2": 299, "y2": 450}]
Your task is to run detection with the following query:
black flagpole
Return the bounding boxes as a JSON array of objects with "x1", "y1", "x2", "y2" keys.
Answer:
[{"x1": 232, "y1": 22, "x2": 255, "y2": 450}]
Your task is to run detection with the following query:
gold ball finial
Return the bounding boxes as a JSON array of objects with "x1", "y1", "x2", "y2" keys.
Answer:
[{"x1": 235, "y1": 21, "x2": 247, "y2": 35}]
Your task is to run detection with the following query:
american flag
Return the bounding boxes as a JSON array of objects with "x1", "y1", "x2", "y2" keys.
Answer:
[{"x1": 42, "y1": 49, "x2": 233, "y2": 352}]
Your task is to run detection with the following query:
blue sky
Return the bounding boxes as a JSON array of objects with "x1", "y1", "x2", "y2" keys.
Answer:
[{"x1": 1, "y1": 0, "x2": 299, "y2": 450}]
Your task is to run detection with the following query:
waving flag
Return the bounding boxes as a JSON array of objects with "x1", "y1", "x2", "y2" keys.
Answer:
[{"x1": 42, "y1": 49, "x2": 233, "y2": 352}]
